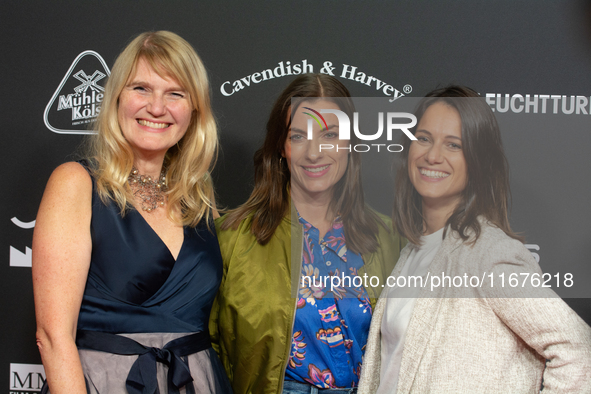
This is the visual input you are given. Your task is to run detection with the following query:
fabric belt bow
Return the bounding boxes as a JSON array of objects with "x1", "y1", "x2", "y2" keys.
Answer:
[{"x1": 75, "y1": 329, "x2": 210, "y2": 394}]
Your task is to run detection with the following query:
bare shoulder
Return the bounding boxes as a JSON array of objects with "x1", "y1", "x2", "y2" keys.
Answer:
[
  {"x1": 45, "y1": 161, "x2": 91, "y2": 201},
  {"x1": 36, "y1": 162, "x2": 93, "y2": 229},
  {"x1": 47, "y1": 162, "x2": 92, "y2": 190}
]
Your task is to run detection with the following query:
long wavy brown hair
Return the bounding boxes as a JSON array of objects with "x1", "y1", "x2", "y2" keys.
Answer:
[
  {"x1": 221, "y1": 74, "x2": 386, "y2": 255},
  {"x1": 393, "y1": 85, "x2": 522, "y2": 245}
]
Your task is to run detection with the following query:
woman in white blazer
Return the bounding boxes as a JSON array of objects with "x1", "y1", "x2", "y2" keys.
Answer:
[{"x1": 358, "y1": 86, "x2": 591, "y2": 393}]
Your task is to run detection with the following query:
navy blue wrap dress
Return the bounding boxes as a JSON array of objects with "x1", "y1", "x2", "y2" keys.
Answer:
[{"x1": 47, "y1": 163, "x2": 232, "y2": 394}]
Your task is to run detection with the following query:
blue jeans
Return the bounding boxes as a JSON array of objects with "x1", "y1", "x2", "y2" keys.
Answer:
[{"x1": 282, "y1": 380, "x2": 358, "y2": 394}]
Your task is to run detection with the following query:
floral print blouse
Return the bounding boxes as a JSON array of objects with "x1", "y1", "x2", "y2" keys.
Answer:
[{"x1": 284, "y1": 214, "x2": 372, "y2": 388}]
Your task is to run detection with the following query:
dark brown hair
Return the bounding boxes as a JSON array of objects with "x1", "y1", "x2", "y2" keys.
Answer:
[
  {"x1": 222, "y1": 73, "x2": 386, "y2": 254},
  {"x1": 393, "y1": 85, "x2": 521, "y2": 245}
]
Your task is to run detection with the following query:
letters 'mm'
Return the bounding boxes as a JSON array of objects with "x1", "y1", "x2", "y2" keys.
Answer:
[{"x1": 12, "y1": 371, "x2": 45, "y2": 390}]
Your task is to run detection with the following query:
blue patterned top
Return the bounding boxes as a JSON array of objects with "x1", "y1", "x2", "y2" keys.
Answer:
[{"x1": 284, "y1": 214, "x2": 372, "y2": 388}]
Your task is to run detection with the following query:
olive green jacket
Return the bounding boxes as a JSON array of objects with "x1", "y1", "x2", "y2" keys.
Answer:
[{"x1": 209, "y1": 207, "x2": 405, "y2": 394}]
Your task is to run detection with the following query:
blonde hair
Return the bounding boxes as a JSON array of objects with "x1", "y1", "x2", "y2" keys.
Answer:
[{"x1": 89, "y1": 31, "x2": 217, "y2": 227}]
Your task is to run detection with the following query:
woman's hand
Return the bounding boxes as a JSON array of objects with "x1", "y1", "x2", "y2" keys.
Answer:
[{"x1": 32, "y1": 162, "x2": 93, "y2": 393}]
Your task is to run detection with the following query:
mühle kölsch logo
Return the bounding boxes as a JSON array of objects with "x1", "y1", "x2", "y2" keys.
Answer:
[{"x1": 44, "y1": 50, "x2": 110, "y2": 134}]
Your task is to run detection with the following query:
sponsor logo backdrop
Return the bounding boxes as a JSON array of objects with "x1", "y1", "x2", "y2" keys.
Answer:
[{"x1": 2, "y1": 1, "x2": 590, "y2": 390}]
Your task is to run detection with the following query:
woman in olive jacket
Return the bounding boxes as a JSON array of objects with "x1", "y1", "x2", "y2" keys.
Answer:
[{"x1": 209, "y1": 74, "x2": 405, "y2": 394}]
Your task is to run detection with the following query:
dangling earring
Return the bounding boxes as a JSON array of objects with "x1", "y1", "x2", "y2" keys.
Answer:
[{"x1": 279, "y1": 157, "x2": 283, "y2": 165}]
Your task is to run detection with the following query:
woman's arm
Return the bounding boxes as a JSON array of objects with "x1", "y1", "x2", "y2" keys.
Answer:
[
  {"x1": 491, "y1": 296, "x2": 591, "y2": 391},
  {"x1": 482, "y1": 238, "x2": 591, "y2": 392},
  {"x1": 209, "y1": 215, "x2": 235, "y2": 352},
  {"x1": 32, "y1": 162, "x2": 93, "y2": 394}
]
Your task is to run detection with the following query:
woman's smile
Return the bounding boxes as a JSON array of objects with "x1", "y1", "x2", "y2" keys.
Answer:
[
  {"x1": 418, "y1": 167, "x2": 450, "y2": 180},
  {"x1": 408, "y1": 102, "x2": 467, "y2": 211},
  {"x1": 284, "y1": 99, "x2": 349, "y2": 200},
  {"x1": 301, "y1": 164, "x2": 331, "y2": 176}
]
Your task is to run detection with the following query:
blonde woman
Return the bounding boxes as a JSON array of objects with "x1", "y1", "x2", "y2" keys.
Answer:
[{"x1": 33, "y1": 31, "x2": 231, "y2": 393}]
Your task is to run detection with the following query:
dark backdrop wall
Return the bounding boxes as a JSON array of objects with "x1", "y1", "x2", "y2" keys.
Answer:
[{"x1": 2, "y1": 1, "x2": 591, "y2": 392}]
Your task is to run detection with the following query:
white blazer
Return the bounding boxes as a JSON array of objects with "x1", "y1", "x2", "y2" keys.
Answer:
[{"x1": 358, "y1": 220, "x2": 591, "y2": 393}]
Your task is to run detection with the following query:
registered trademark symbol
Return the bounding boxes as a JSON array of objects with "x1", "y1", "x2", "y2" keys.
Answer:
[{"x1": 403, "y1": 84, "x2": 412, "y2": 94}]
